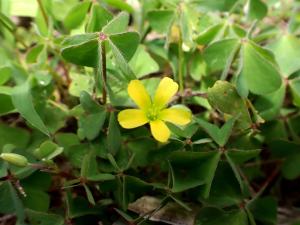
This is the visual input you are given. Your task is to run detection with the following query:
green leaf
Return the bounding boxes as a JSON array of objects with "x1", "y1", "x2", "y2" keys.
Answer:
[
  {"x1": 102, "y1": 12, "x2": 129, "y2": 35},
  {"x1": 80, "y1": 150, "x2": 98, "y2": 178},
  {"x1": 78, "y1": 97, "x2": 106, "y2": 140},
  {"x1": 241, "y1": 41, "x2": 282, "y2": 95},
  {"x1": 63, "y1": 1, "x2": 91, "y2": 30},
  {"x1": 80, "y1": 91, "x2": 102, "y2": 113},
  {"x1": 83, "y1": 184, "x2": 96, "y2": 205},
  {"x1": 12, "y1": 81, "x2": 49, "y2": 136},
  {"x1": 226, "y1": 149, "x2": 261, "y2": 165},
  {"x1": 109, "y1": 32, "x2": 140, "y2": 62},
  {"x1": 107, "y1": 112, "x2": 122, "y2": 155},
  {"x1": 248, "y1": 196, "x2": 277, "y2": 224},
  {"x1": 196, "y1": 0, "x2": 239, "y2": 12},
  {"x1": 33, "y1": 140, "x2": 63, "y2": 160},
  {"x1": 269, "y1": 140, "x2": 300, "y2": 158},
  {"x1": 167, "y1": 122, "x2": 199, "y2": 139},
  {"x1": 26, "y1": 44, "x2": 44, "y2": 64},
  {"x1": 25, "y1": 209, "x2": 64, "y2": 225},
  {"x1": 125, "y1": 175, "x2": 153, "y2": 196},
  {"x1": 180, "y1": 4, "x2": 198, "y2": 47},
  {"x1": 22, "y1": 188, "x2": 50, "y2": 212},
  {"x1": 195, "y1": 207, "x2": 248, "y2": 225},
  {"x1": 225, "y1": 152, "x2": 244, "y2": 193},
  {"x1": 147, "y1": 10, "x2": 175, "y2": 34},
  {"x1": 254, "y1": 83, "x2": 285, "y2": 120},
  {"x1": 66, "y1": 191, "x2": 101, "y2": 218},
  {"x1": 207, "y1": 80, "x2": 252, "y2": 129},
  {"x1": 190, "y1": 52, "x2": 206, "y2": 81},
  {"x1": 0, "y1": 181, "x2": 25, "y2": 221},
  {"x1": 87, "y1": 173, "x2": 115, "y2": 182},
  {"x1": 195, "y1": 23, "x2": 225, "y2": 45},
  {"x1": 129, "y1": 45, "x2": 159, "y2": 78},
  {"x1": 68, "y1": 144, "x2": 89, "y2": 168},
  {"x1": 0, "y1": 11, "x2": 16, "y2": 31},
  {"x1": 0, "y1": 87, "x2": 14, "y2": 116},
  {"x1": 169, "y1": 151, "x2": 221, "y2": 192},
  {"x1": 61, "y1": 33, "x2": 98, "y2": 67},
  {"x1": 86, "y1": 3, "x2": 113, "y2": 32},
  {"x1": 35, "y1": 5, "x2": 49, "y2": 37},
  {"x1": 290, "y1": 78, "x2": 300, "y2": 107},
  {"x1": 248, "y1": 0, "x2": 268, "y2": 20},
  {"x1": 204, "y1": 38, "x2": 240, "y2": 74},
  {"x1": 282, "y1": 153, "x2": 300, "y2": 180},
  {"x1": 0, "y1": 66, "x2": 12, "y2": 85},
  {"x1": 102, "y1": 0, "x2": 133, "y2": 13},
  {"x1": 69, "y1": 73, "x2": 94, "y2": 97},
  {"x1": 268, "y1": 34, "x2": 300, "y2": 77},
  {"x1": 200, "y1": 162, "x2": 244, "y2": 207},
  {"x1": 0, "y1": 123, "x2": 30, "y2": 150},
  {"x1": 78, "y1": 92, "x2": 107, "y2": 140},
  {"x1": 21, "y1": 172, "x2": 52, "y2": 191},
  {"x1": 109, "y1": 32, "x2": 139, "y2": 79},
  {"x1": 195, "y1": 116, "x2": 237, "y2": 147}
]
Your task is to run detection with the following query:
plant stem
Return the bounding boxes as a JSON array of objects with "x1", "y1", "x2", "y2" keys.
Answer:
[
  {"x1": 178, "y1": 28, "x2": 184, "y2": 93},
  {"x1": 36, "y1": 0, "x2": 49, "y2": 26},
  {"x1": 100, "y1": 40, "x2": 107, "y2": 104},
  {"x1": 249, "y1": 166, "x2": 280, "y2": 204}
]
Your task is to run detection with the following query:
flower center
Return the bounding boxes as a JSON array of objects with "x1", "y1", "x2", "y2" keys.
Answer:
[{"x1": 146, "y1": 105, "x2": 160, "y2": 121}]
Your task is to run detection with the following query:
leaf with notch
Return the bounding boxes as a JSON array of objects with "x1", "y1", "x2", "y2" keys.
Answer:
[
  {"x1": 241, "y1": 41, "x2": 282, "y2": 95},
  {"x1": 102, "y1": 12, "x2": 129, "y2": 35},
  {"x1": 195, "y1": 116, "x2": 237, "y2": 147},
  {"x1": 268, "y1": 34, "x2": 300, "y2": 77},
  {"x1": 195, "y1": 207, "x2": 248, "y2": 225},
  {"x1": 147, "y1": 10, "x2": 175, "y2": 34},
  {"x1": 63, "y1": 1, "x2": 91, "y2": 30},
  {"x1": 109, "y1": 32, "x2": 140, "y2": 79},
  {"x1": 86, "y1": 3, "x2": 113, "y2": 32},
  {"x1": 248, "y1": 0, "x2": 268, "y2": 20},
  {"x1": 169, "y1": 151, "x2": 221, "y2": 192},
  {"x1": 61, "y1": 33, "x2": 99, "y2": 67}
]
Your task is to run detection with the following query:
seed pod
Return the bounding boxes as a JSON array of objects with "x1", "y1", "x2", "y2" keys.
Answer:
[{"x1": 0, "y1": 153, "x2": 28, "y2": 167}]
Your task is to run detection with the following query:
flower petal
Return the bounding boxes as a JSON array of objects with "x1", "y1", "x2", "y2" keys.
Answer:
[
  {"x1": 150, "y1": 120, "x2": 170, "y2": 142},
  {"x1": 160, "y1": 108, "x2": 191, "y2": 125},
  {"x1": 154, "y1": 77, "x2": 178, "y2": 108},
  {"x1": 118, "y1": 109, "x2": 148, "y2": 129},
  {"x1": 128, "y1": 80, "x2": 151, "y2": 110}
]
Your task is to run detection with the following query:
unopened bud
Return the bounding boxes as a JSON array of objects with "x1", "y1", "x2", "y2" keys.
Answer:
[{"x1": 0, "y1": 153, "x2": 28, "y2": 167}]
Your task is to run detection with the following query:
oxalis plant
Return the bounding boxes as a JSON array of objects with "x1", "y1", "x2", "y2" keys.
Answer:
[{"x1": 1, "y1": 0, "x2": 300, "y2": 224}]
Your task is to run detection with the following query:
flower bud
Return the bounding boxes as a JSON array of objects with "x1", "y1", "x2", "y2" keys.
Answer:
[{"x1": 0, "y1": 153, "x2": 28, "y2": 167}]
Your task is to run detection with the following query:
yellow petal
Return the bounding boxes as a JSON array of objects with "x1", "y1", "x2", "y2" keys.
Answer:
[
  {"x1": 128, "y1": 80, "x2": 151, "y2": 110},
  {"x1": 160, "y1": 108, "x2": 191, "y2": 125},
  {"x1": 154, "y1": 77, "x2": 178, "y2": 108},
  {"x1": 150, "y1": 120, "x2": 170, "y2": 142},
  {"x1": 118, "y1": 109, "x2": 149, "y2": 129}
]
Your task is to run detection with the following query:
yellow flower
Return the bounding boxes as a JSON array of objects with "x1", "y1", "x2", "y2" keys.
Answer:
[{"x1": 117, "y1": 77, "x2": 192, "y2": 142}]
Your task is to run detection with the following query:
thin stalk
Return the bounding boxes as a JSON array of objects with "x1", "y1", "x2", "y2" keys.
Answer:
[
  {"x1": 178, "y1": 28, "x2": 184, "y2": 93},
  {"x1": 248, "y1": 166, "x2": 280, "y2": 204},
  {"x1": 100, "y1": 40, "x2": 107, "y2": 104},
  {"x1": 36, "y1": 0, "x2": 49, "y2": 26},
  {"x1": 246, "y1": 20, "x2": 258, "y2": 39}
]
